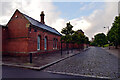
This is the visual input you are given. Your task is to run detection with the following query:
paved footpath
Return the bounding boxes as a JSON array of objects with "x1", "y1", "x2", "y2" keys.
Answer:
[
  {"x1": 44, "y1": 47, "x2": 120, "y2": 79},
  {"x1": 103, "y1": 46, "x2": 120, "y2": 59},
  {"x1": 2, "y1": 49, "x2": 80, "y2": 68}
]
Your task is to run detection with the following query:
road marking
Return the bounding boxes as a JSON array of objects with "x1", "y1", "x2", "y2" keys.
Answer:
[{"x1": 45, "y1": 70, "x2": 112, "y2": 79}]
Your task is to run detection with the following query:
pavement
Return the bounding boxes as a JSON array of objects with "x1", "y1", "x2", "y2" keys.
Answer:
[
  {"x1": 103, "y1": 46, "x2": 120, "y2": 80},
  {"x1": 43, "y1": 47, "x2": 120, "y2": 80},
  {"x1": 102, "y1": 46, "x2": 120, "y2": 59},
  {"x1": 2, "y1": 48, "x2": 87, "y2": 70}
]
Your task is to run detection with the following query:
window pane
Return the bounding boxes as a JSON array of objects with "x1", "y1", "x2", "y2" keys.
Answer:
[
  {"x1": 44, "y1": 37, "x2": 47, "y2": 50},
  {"x1": 56, "y1": 39, "x2": 57, "y2": 49},
  {"x1": 37, "y1": 36, "x2": 40, "y2": 50}
]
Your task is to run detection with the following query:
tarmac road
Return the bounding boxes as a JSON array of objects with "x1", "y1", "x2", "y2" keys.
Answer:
[{"x1": 2, "y1": 65, "x2": 110, "y2": 80}]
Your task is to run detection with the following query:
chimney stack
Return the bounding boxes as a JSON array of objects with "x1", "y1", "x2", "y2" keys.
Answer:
[{"x1": 40, "y1": 11, "x2": 45, "y2": 24}]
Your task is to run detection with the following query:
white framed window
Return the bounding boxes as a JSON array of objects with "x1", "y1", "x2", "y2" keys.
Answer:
[
  {"x1": 53, "y1": 38, "x2": 57, "y2": 49},
  {"x1": 53, "y1": 38, "x2": 55, "y2": 49},
  {"x1": 37, "y1": 36, "x2": 40, "y2": 50},
  {"x1": 56, "y1": 39, "x2": 58, "y2": 49},
  {"x1": 44, "y1": 37, "x2": 47, "y2": 50}
]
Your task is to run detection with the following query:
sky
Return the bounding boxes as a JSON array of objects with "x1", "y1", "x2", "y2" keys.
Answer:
[{"x1": 0, "y1": 0, "x2": 119, "y2": 40}]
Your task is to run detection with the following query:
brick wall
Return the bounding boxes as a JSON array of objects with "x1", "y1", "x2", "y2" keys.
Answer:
[
  {"x1": 28, "y1": 28, "x2": 61, "y2": 53},
  {"x1": 2, "y1": 27, "x2": 8, "y2": 52},
  {"x1": 4, "y1": 10, "x2": 29, "y2": 53}
]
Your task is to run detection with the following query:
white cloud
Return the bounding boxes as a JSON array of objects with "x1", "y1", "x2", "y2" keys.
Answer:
[
  {"x1": 84, "y1": 2, "x2": 118, "y2": 39},
  {"x1": 0, "y1": 0, "x2": 60, "y2": 26},
  {"x1": 21, "y1": 0, "x2": 61, "y2": 26},
  {"x1": 51, "y1": 18, "x2": 66, "y2": 33},
  {"x1": 63, "y1": 2, "x2": 118, "y2": 40},
  {"x1": 0, "y1": 1, "x2": 118, "y2": 41},
  {"x1": 0, "y1": 1, "x2": 22, "y2": 24},
  {"x1": 69, "y1": 18, "x2": 91, "y2": 31},
  {"x1": 79, "y1": 2, "x2": 95, "y2": 11}
]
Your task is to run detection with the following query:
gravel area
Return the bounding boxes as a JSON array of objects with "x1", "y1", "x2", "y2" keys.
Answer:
[{"x1": 44, "y1": 47, "x2": 119, "y2": 79}]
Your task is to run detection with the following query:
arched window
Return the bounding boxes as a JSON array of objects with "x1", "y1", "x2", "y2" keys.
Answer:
[
  {"x1": 37, "y1": 35, "x2": 41, "y2": 50},
  {"x1": 53, "y1": 38, "x2": 58, "y2": 49},
  {"x1": 44, "y1": 36, "x2": 47, "y2": 50},
  {"x1": 56, "y1": 39, "x2": 58, "y2": 49},
  {"x1": 53, "y1": 38, "x2": 55, "y2": 49}
]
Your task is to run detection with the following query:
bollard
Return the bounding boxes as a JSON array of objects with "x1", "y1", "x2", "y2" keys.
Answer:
[{"x1": 30, "y1": 53, "x2": 32, "y2": 63}]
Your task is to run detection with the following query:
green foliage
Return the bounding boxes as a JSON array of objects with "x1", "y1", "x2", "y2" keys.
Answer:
[
  {"x1": 107, "y1": 15, "x2": 120, "y2": 48},
  {"x1": 90, "y1": 42, "x2": 97, "y2": 46},
  {"x1": 94, "y1": 33, "x2": 107, "y2": 47},
  {"x1": 104, "y1": 44, "x2": 109, "y2": 47},
  {"x1": 72, "y1": 30, "x2": 86, "y2": 44},
  {"x1": 61, "y1": 35, "x2": 72, "y2": 43},
  {"x1": 61, "y1": 22, "x2": 74, "y2": 43},
  {"x1": 61, "y1": 22, "x2": 90, "y2": 50},
  {"x1": 61, "y1": 22, "x2": 74, "y2": 35},
  {"x1": 85, "y1": 36, "x2": 90, "y2": 44}
]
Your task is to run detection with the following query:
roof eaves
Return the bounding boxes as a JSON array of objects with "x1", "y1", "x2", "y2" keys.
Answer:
[{"x1": 21, "y1": 11, "x2": 61, "y2": 36}]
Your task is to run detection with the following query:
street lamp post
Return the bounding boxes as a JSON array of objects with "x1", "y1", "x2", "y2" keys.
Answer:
[
  {"x1": 104, "y1": 26, "x2": 109, "y2": 31},
  {"x1": 104, "y1": 26, "x2": 110, "y2": 49}
]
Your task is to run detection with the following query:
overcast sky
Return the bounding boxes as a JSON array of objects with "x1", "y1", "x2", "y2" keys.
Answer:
[{"x1": 0, "y1": 0, "x2": 119, "y2": 40}]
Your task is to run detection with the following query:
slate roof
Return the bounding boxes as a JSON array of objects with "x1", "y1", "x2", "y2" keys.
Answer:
[{"x1": 21, "y1": 12, "x2": 61, "y2": 36}]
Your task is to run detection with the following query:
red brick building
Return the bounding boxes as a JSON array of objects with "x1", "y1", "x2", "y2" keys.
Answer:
[
  {"x1": 1, "y1": 9, "x2": 87, "y2": 56},
  {"x1": 2, "y1": 9, "x2": 62, "y2": 56}
]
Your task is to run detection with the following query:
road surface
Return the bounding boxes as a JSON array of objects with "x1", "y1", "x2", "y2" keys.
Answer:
[
  {"x1": 2, "y1": 47, "x2": 119, "y2": 80},
  {"x1": 2, "y1": 65, "x2": 110, "y2": 80},
  {"x1": 44, "y1": 47, "x2": 119, "y2": 79}
]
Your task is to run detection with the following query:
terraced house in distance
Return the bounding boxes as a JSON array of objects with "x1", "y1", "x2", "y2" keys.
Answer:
[{"x1": 2, "y1": 9, "x2": 62, "y2": 56}]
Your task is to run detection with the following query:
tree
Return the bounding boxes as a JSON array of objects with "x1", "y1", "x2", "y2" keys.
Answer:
[
  {"x1": 94, "y1": 33, "x2": 107, "y2": 47},
  {"x1": 90, "y1": 42, "x2": 97, "y2": 46},
  {"x1": 61, "y1": 22, "x2": 74, "y2": 36},
  {"x1": 61, "y1": 23, "x2": 90, "y2": 50},
  {"x1": 85, "y1": 36, "x2": 90, "y2": 44},
  {"x1": 107, "y1": 15, "x2": 120, "y2": 49},
  {"x1": 72, "y1": 30, "x2": 86, "y2": 49},
  {"x1": 61, "y1": 22, "x2": 74, "y2": 52}
]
